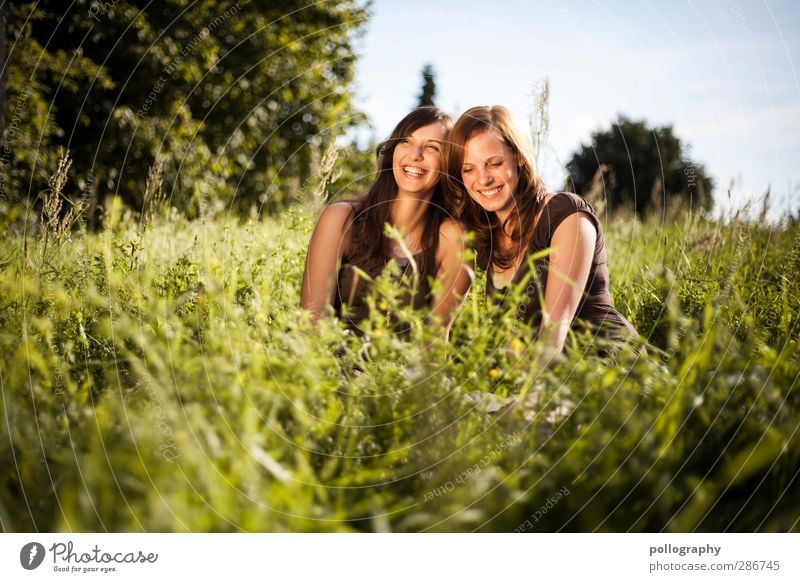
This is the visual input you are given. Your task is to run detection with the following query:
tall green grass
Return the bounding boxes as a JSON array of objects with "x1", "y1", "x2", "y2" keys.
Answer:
[{"x1": 1, "y1": 196, "x2": 798, "y2": 532}]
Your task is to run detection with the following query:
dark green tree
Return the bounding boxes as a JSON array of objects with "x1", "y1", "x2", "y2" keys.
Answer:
[
  {"x1": 566, "y1": 115, "x2": 713, "y2": 217},
  {"x1": 1, "y1": 0, "x2": 369, "y2": 222},
  {"x1": 417, "y1": 63, "x2": 436, "y2": 107}
]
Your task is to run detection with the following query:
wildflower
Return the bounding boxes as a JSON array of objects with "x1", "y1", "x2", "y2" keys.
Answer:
[
  {"x1": 378, "y1": 300, "x2": 389, "y2": 311},
  {"x1": 488, "y1": 368, "x2": 500, "y2": 380}
]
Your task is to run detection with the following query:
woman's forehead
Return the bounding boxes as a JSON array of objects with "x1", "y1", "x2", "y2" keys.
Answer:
[
  {"x1": 407, "y1": 121, "x2": 447, "y2": 140},
  {"x1": 463, "y1": 131, "x2": 510, "y2": 161}
]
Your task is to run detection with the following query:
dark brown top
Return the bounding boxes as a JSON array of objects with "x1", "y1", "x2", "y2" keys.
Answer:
[
  {"x1": 487, "y1": 192, "x2": 636, "y2": 337},
  {"x1": 334, "y1": 249, "x2": 430, "y2": 334}
]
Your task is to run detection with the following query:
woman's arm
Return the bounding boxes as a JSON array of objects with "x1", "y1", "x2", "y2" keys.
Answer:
[
  {"x1": 430, "y1": 219, "x2": 474, "y2": 335},
  {"x1": 537, "y1": 212, "x2": 596, "y2": 355},
  {"x1": 299, "y1": 202, "x2": 354, "y2": 323}
]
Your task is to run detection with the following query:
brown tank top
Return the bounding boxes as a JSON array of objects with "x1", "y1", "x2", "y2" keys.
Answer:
[{"x1": 487, "y1": 192, "x2": 636, "y2": 337}]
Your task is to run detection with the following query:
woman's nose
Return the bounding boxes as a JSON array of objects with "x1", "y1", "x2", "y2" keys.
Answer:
[
  {"x1": 478, "y1": 167, "x2": 493, "y2": 185},
  {"x1": 411, "y1": 144, "x2": 424, "y2": 160}
]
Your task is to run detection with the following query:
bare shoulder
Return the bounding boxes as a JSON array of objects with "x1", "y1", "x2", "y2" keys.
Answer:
[
  {"x1": 551, "y1": 210, "x2": 598, "y2": 247},
  {"x1": 311, "y1": 201, "x2": 357, "y2": 254},
  {"x1": 437, "y1": 219, "x2": 470, "y2": 268},
  {"x1": 314, "y1": 201, "x2": 357, "y2": 237},
  {"x1": 438, "y1": 218, "x2": 467, "y2": 242},
  {"x1": 317, "y1": 201, "x2": 356, "y2": 226}
]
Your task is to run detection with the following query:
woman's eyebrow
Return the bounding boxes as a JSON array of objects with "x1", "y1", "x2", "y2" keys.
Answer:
[{"x1": 463, "y1": 155, "x2": 504, "y2": 165}]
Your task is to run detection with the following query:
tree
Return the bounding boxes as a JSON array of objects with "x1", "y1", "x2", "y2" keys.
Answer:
[
  {"x1": 566, "y1": 115, "x2": 713, "y2": 217},
  {"x1": 1, "y1": 0, "x2": 370, "y2": 223},
  {"x1": 417, "y1": 63, "x2": 436, "y2": 107}
]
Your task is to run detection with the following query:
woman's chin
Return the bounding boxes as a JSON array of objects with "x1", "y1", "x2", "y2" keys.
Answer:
[{"x1": 471, "y1": 195, "x2": 507, "y2": 214}]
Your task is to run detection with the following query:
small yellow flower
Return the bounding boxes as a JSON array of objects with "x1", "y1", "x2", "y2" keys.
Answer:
[
  {"x1": 378, "y1": 300, "x2": 389, "y2": 311},
  {"x1": 372, "y1": 329, "x2": 384, "y2": 338},
  {"x1": 488, "y1": 368, "x2": 500, "y2": 380},
  {"x1": 511, "y1": 338, "x2": 525, "y2": 353}
]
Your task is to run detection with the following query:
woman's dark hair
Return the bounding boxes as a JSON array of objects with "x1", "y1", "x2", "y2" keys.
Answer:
[
  {"x1": 443, "y1": 105, "x2": 547, "y2": 271},
  {"x1": 346, "y1": 106, "x2": 453, "y2": 285}
]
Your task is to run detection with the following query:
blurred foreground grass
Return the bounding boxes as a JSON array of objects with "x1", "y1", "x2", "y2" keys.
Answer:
[{"x1": 1, "y1": 199, "x2": 799, "y2": 532}]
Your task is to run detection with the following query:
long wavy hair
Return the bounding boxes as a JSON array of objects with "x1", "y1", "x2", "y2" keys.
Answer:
[
  {"x1": 346, "y1": 106, "x2": 454, "y2": 284},
  {"x1": 444, "y1": 105, "x2": 547, "y2": 271}
]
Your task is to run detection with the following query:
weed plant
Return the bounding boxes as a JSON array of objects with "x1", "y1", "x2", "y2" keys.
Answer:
[{"x1": 1, "y1": 188, "x2": 798, "y2": 532}]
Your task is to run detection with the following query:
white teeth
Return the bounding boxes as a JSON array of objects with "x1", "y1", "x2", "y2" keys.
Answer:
[
  {"x1": 480, "y1": 186, "x2": 502, "y2": 197},
  {"x1": 403, "y1": 166, "x2": 425, "y2": 176}
]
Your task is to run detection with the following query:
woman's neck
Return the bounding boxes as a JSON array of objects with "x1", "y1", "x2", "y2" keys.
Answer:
[
  {"x1": 489, "y1": 212, "x2": 521, "y2": 280},
  {"x1": 391, "y1": 190, "x2": 431, "y2": 235},
  {"x1": 494, "y1": 213, "x2": 516, "y2": 252},
  {"x1": 495, "y1": 207, "x2": 512, "y2": 227}
]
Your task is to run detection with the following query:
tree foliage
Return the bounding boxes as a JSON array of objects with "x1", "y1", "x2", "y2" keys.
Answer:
[
  {"x1": 417, "y1": 63, "x2": 436, "y2": 107},
  {"x1": 566, "y1": 115, "x2": 713, "y2": 217},
  {"x1": 1, "y1": 0, "x2": 369, "y2": 222}
]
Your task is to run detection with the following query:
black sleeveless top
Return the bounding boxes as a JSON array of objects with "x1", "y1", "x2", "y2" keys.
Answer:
[
  {"x1": 487, "y1": 192, "x2": 636, "y2": 337},
  {"x1": 334, "y1": 250, "x2": 430, "y2": 334}
]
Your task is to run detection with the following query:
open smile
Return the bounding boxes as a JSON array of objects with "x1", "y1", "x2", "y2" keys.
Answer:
[
  {"x1": 477, "y1": 185, "x2": 503, "y2": 198},
  {"x1": 402, "y1": 165, "x2": 427, "y2": 178}
]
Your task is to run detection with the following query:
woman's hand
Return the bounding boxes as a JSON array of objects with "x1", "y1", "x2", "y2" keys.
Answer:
[{"x1": 299, "y1": 202, "x2": 353, "y2": 323}]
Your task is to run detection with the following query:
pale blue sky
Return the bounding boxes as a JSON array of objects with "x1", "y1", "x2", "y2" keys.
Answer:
[{"x1": 352, "y1": 0, "x2": 800, "y2": 219}]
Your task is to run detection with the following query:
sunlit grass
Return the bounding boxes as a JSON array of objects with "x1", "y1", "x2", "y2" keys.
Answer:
[{"x1": 1, "y1": 200, "x2": 798, "y2": 532}]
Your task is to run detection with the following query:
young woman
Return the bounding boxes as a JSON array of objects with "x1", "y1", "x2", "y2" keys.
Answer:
[
  {"x1": 300, "y1": 107, "x2": 472, "y2": 336},
  {"x1": 444, "y1": 105, "x2": 636, "y2": 358}
]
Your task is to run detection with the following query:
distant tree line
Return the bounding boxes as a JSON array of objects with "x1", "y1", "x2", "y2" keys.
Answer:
[
  {"x1": 2, "y1": 8, "x2": 715, "y2": 229},
  {"x1": 1, "y1": 0, "x2": 369, "y2": 224},
  {"x1": 566, "y1": 115, "x2": 714, "y2": 217}
]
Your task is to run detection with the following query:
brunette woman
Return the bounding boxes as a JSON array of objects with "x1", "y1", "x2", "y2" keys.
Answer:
[
  {"x1": 301, "y1": 107, "x2": 472, "y2": 336},
  {"x1": 444, "y1": 105, "x2": 636, "y2": 358}
]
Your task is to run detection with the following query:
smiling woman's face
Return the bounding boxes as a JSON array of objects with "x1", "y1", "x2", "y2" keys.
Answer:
[
  {"x1": 392, "y1": 122, "x2": 447, "y2": 197},
  {"x1": 460, "y1": 130, "x2": 520, "y2": 221}
]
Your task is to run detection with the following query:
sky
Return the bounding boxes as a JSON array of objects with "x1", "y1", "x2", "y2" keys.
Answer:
[{"x1": 351, "y1": 0, "x2": 800, "y2": 220}]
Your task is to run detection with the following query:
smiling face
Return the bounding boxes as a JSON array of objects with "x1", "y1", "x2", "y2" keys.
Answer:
[
  {"x1": 460, "y1": 130, "x2": 520, "y2": 223},
  {"x1": 392, "y1": 121, "x2": 448, "y2": 198}
]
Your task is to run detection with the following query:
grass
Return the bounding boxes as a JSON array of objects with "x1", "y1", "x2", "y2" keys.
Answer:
[{"x1": 1, "y1": 190, "x2": 799, "y2": 532}]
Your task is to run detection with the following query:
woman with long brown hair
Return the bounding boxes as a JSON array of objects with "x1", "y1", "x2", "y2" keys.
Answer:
[
  {"x1": 301, "y1": 107, "x2": 472, "y2": 336},
  {"x1": 444, "y1": 105, "x2": 636, "y2": 358}
]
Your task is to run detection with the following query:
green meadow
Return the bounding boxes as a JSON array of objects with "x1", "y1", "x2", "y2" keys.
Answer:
[{"x1": 2, "y1": 181, "x2": 798, "y2": 532}]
